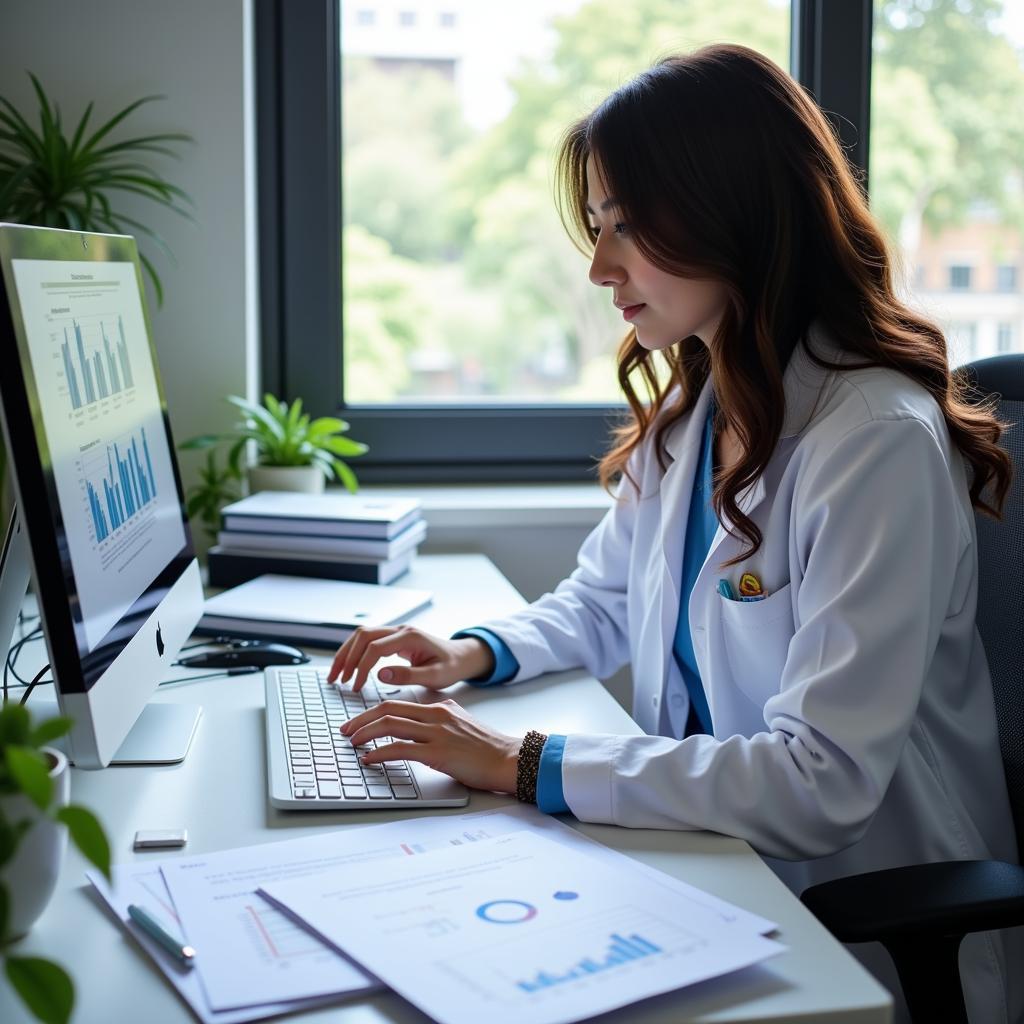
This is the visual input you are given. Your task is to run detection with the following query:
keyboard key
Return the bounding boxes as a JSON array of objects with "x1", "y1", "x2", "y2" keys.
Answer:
[
  {"x1": 392, "y1": 785, "x2": 418, "y2": 799},
  {"x1": 342, "y1": 785, "x2": 367, "y2": 799},
  {"x1": 367, "y1": 785, "x2": 393, "y2": 799},
  {"x1": 294, "y1": 788, "x2": 317, "y2": 799}
]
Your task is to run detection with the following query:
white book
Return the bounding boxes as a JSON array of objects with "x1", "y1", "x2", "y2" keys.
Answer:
[
  {"x1": 218, "y1": 518, "x2": 427, "y2": 560},
  {"x1": 198, "y1": 574, "x2": 432, "y2": 647},
  {"x1": 221, "y1": 491, "x2": 422, "y2": 539}
]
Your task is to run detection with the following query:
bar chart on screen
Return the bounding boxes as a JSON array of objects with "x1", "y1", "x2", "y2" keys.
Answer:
[
  {"x1": 80, "y1": 426, "x2": 158, "y2": 543},
  {"x1": 57, "y1": 315, "x2": 136, "y2": 411}
]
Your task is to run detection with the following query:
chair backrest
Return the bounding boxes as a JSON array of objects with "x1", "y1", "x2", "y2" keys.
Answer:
[{"x1": 961, "y1": 354, "x2": 1024, "y2": 862}]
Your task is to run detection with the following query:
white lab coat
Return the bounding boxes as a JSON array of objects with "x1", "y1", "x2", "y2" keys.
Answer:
[{"x1": 478, "y1": 324, "x2": 1022, "y2": 1022}]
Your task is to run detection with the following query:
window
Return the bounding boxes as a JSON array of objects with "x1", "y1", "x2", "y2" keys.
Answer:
[
  {"x1": 342, "y1": 2, "x2": 791, "y2": 407},
  {"x1": 398, "y1": 10, "x2": 416, "y2": 28},
  {"x1": 258, "y1": 2, "x2": 872, "y2": 481},
  {"x1": 439, "y1": 11, "x2": 456, "y2": 29},
  {"x1": 870, "y1": 0, "x2": 1024, "y2": 366},
  {"x1": 948, "y1": 265, "x2": 972, "y2": 291},
  {"x1": 356, "y1": 9, "x2": 376, "y2": 27},
  {"x1": 997, "y1": 323, "x2": 1014, "y2": 353}
]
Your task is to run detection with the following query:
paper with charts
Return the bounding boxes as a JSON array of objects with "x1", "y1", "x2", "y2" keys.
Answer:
[
  {"x1": 259, "y1": 828, "x2": 785, "y2": 1024},
  {"x1": 86, "y1": 863, "x2": 351, "y2": 1024}
]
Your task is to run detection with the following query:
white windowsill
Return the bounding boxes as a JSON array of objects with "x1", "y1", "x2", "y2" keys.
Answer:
[{"x1": 360, "y1": 482, "x2": 614, "y2": 529}]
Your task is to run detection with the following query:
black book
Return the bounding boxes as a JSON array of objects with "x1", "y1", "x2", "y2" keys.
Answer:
[{"x1": 206, "y1": 545, "x2": 412, "y2": 588}]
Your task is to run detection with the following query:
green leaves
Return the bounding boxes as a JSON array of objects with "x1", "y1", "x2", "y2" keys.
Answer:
[
  {"x1": 5, "y1": 957, "x2": 74, "y2": 1024},
  {"x1": 0, "y1": 708, "x2": 106, "y2": 1024},
  {"x1": 30, "y1": 717, "x2": 72, "y2": 748},
  {"x1": 4, "y1": 748, "x2": 51, "y2": 812},
  {"x1": 178, "y1": 393, "x2": 369, "y2": 534},
  {"x1": 0, "y1": 71, "x2": 194, "y2": 306},
  {"x1": 183, "y1": 449, "x2": 240, "y2": 541},
  {"x1": 0, "y1": 703, "x2": 30, "y2": 747},
  {"x1": 54, "y1": 806, "x2": 111, "y2": 883}
]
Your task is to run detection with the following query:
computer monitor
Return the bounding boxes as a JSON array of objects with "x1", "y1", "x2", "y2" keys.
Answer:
[{"x1": 0, "y1": 223, "x2": 204, "y2": 768}]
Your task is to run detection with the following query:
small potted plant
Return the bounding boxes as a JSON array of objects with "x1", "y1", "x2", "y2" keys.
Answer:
[
  {"x1": 0, "y1": 701, "x2": 111, "y2": 1024},
  {"x1": 179, "y1": 394, "x2": 369, "y2": 533}
]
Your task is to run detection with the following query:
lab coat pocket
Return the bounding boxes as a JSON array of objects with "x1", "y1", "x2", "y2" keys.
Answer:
[{"x1": 719, "y1": 582, "x2": 795, "y2": 708}]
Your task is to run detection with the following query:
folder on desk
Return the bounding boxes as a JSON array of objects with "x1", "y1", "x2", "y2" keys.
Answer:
[{"x1": 197, "y1": 574, "x2": 432, "y2": 647}]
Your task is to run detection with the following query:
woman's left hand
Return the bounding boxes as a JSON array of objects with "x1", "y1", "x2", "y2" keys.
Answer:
[{"x1": 340, "y1": 697, "x2": 521, "y2": 794}]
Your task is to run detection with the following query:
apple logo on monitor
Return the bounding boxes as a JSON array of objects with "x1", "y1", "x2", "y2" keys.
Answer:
[{"x1": 156, "y1": 622, "x2": 165, "y2": 656}]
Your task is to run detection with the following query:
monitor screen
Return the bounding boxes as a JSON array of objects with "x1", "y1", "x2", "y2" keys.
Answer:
[{"x1": 0, "y1": 224, "x2": 202, "y2": 766}]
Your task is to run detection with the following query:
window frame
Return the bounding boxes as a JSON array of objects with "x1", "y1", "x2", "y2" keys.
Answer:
[{"x1": 256, "y1": 0, "x2": 873, "y2": 484}]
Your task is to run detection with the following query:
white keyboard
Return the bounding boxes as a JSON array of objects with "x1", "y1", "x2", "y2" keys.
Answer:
[{"x1": 264, "y1": 666, "x2": 469, "y2": 809}]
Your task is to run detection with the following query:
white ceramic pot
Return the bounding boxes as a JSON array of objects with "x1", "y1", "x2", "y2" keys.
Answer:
[
  {"x1": 0, "y1": 746, "x2": 70, "y2": 940},
  {"x1": 247, "y1": 464, "x2": 325, "y2": 494}
]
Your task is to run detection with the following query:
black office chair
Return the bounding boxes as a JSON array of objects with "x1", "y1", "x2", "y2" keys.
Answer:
[{"x1": 800, "y1": 353, "x2": 1024, "y2": 1023}]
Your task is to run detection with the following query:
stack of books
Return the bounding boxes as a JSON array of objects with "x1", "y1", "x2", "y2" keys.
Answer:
[{"x1": 207, "y1": 491, "x2": 426, "y2": 588}]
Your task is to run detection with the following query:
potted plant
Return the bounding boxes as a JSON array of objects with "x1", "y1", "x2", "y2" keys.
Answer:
[
  {"x1": 0, "y1": 701, "x2": 111, "y2": 1024},
  {"x1": 0, "y1": 72, "x2": 194, "y2": 307},
  {"x1": 179, "y1": 394, "x2": 369, "y2": 533}
]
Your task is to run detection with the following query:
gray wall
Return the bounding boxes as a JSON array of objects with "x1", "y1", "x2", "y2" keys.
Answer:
[{"x1": 0, "y1": 0, "x2": 259, "y2": 487}]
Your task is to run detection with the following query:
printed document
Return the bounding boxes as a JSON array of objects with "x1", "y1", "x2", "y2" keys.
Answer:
[
  {"x1": 259, "y1": 829, "x2": 785, "y2": 1024},
  {"x1": 92, "y1": 806, "x2": 776, "y2": 1019},
  {"x1": 86, "y1": 864, "x2": 352, "y2": 1024}
]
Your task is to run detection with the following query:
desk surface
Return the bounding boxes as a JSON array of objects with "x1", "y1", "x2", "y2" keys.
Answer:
[{"x1": 1, "y1": 554, "x2": 891, "y2": 1024}]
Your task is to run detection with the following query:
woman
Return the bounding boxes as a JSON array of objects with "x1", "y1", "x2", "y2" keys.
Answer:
[{"x1": 328, "y1": 45, "x2": 1018, "y2": 1021}]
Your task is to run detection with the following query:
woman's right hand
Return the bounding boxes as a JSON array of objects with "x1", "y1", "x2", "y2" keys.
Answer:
[{"x1": 326, "y1": 626, "x2": 495, "y2": 693}]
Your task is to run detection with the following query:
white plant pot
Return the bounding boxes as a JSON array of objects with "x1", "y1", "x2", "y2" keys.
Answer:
[
  {"x1": 247, "y1": 464, "x2": 325, "y2": 494},
  {"x1": 0, "y1": 746, "x2": 70, "y2": 940}
]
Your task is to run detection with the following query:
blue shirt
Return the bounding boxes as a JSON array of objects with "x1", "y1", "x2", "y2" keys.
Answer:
[{"x1": 453, "y1": 397, "x2": 720, "y2": 814}]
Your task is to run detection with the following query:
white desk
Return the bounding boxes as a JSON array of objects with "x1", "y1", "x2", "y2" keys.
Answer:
[{"x1": 1, "y1": 554, "x2": 891, "y2": 1024}]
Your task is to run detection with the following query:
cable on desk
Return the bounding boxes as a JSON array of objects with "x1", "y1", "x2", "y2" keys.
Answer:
[
  {"x1": 4, "y1": 623, "x2": 48, "y2": 702},
  {"x1": 3, "y1": 618, "x2": 262, "y2": 700},
  {"x1": 175, "y1": 635, "x2": 239, "y2": 655},
  {"x1": 19, "y1": 663, "x2": 52, "y2": 706},
  {"x1": 159, "y1": 666, "x2": 263, "y2": 686}
]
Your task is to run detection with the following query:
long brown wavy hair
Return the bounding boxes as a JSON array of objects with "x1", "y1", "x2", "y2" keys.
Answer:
[{"x1": 555, "y1": 44, "x2": 1013, "y2": 568}]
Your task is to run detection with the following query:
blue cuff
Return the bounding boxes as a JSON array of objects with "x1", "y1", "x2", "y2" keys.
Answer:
[
  {"x1": 450, "y1": 628, "x2": 519, "y2": 686},
  {"x1": 536, "y1": 734, "x2": 570, "y2": 814}
]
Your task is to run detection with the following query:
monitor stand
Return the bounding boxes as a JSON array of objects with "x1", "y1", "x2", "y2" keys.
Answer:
[{"x1": 1, "y1": 506, "x2": 201, "y2": 765}]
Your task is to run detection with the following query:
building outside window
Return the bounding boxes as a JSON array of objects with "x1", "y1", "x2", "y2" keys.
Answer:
[
  {"x1": 948, "y1": 265, "x2": 973, "y2": 291},
  {"x1": 870, "y1": 0, "x2": 1024, "y2": 364},
  {"x1": 996, "y1": 264, "x2": 1018, "y2": 292},
  {"x1": 356, "y1": 9, "x2": 376, "y2": 27},
  {"x1": 997, "y1": 322, "x2": 1014, "y2": 352}
]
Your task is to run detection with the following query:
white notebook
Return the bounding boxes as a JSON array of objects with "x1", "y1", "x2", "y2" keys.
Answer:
[
  {"x1": 221, "y1": 491, "x2": 423, "y2": 539},
  {"x1": 198, "y1": 574, "x2": 433, "y2": 646}
]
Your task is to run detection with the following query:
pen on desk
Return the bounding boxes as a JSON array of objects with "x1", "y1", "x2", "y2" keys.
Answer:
[{"x1": 127, "y1": 903, "x2": 196, "y2": 967}]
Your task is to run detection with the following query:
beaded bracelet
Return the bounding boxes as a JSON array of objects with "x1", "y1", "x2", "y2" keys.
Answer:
[{"x1": 515, "y1": 730, "x2": 548, "y2": 804}]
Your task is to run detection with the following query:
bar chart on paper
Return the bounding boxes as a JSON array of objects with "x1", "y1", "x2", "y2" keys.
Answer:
[
  {"x1": 453, "y1": 906, "x2": 701, "y2": 1007},
  {"x1": 240, "y1": 902, "x2": 336, "y2": 966},
  {"x1": 80, "y1": 427, "x2": 158, "y2": 544},
  {"x1": 57, "y1": 315, "x2": 136, "y2": 410},
  {"x1": 515, "y1": 929, "x2": 665, "y2": 994}
]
